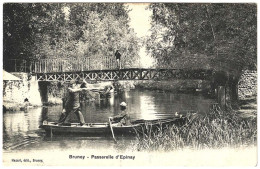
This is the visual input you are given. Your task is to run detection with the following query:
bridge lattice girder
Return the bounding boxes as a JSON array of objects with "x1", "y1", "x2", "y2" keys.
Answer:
[{"x1": 34, "y1": 68, "x2": 214, "y2": 81}]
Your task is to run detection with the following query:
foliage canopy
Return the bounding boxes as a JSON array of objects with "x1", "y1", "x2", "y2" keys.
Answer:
[
  {"x1": 146, "y1": 3, "x2": 257, "y2": 73},
  {"x1": 3, "y1": 3, "x2": 140, "y2": 69}
]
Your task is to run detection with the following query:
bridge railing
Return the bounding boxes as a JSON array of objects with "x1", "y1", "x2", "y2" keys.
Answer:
[
  {"x1": 31, "y1": 58, "x2": 91, "y2": 73},
  {"x1": 5, "y1": 55, "x2": 238, "y2": 74},
  {"x1": 5, "y1": 57, "x2": 119, "y2": 73}
]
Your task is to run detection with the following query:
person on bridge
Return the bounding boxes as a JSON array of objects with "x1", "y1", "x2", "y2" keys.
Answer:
[
  {"x1": 115, "y1": 50, "x2": 121, "y2": 69},
  {"x1": 58, "y1": 79, "x2": 88, "y2": 125}
]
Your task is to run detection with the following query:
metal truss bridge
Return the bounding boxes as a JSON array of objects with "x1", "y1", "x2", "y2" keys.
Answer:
[
  {"x1": 35, "y1": 68, "x2": 213, "y2": 81},
  {"x1": 5, "y1": 58, "x2": 214, "y2": 81}
]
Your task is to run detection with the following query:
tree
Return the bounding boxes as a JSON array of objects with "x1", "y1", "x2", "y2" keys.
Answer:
[
  {"x1": 146, "y1": 3, "x2": 257, "y2": 74},
  {"x1": 3, "y1": 3, "x2": 140, "y2": 71}
]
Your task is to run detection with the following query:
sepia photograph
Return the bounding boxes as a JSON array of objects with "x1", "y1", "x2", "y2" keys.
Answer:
[{"x1": 1, "y1": 1, "x2": 257, "y2": 167}]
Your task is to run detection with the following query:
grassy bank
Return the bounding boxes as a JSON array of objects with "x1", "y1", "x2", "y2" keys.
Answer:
[
  {"x1": 131, "y1": 104, "x2": 257, "y2": 151},
  {"x1": 134, "y1": 80, "x2": 211, "y2": 93},
  {"x1": 3, "y1": 100, "x2": 40, "y2": 112}
]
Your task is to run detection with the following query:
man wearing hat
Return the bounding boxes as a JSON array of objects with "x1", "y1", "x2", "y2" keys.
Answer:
[
  {"x1": 120, "y1": 101, "x2": 127, "y2": 109},
  {"x1": 110, "y1": 102, "x2": 131, "y2": 126},
  {"x1": 58, "y1": 79, "x2": 88, "y2": 125}
]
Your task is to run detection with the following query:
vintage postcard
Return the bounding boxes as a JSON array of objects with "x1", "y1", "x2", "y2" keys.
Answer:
[{"x1": 1, "y1": 2, "x2": 258, "y2": 167}]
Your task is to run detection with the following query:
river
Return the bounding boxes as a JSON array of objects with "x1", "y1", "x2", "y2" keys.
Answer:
[{"x1": 3, "y1": 89, "x2": 215, "y2": 152}]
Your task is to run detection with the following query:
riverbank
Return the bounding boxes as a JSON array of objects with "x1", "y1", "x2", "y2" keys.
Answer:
[
  {"x1": 3, "y1": 73, "x2": 42, "y2": 112},
  {"x1": 134, "y1": 80, "x2": 211, "y2": 93},
  {"x1": 131, "y1": 104, "x2": 257, "y2": 152},
  {"x1": 3, "y1": 101, "x2": 40, "y2": 112}
]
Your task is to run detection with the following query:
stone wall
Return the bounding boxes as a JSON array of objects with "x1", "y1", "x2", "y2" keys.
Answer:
[
  {"x1": 238, "y1": 70, "x2": 257, "y2": 100},
  {"x1": 3, "y1": 73, "x2": 42, "y2": 110}
]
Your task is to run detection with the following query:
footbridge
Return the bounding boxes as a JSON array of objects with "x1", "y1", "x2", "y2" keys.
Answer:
[
  {"x1": 5, "y1": 58, "x2": 215, "y2": 81},
  {"x1": 35, "y1": 68, "x2": 213, "y2": 81}
]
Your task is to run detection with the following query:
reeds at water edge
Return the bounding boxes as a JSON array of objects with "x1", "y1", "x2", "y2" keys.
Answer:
[{"x1": 132, "y1": 104, "x2": 257, "y2": 151}]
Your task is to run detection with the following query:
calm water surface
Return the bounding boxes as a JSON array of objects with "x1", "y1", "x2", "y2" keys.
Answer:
[{"x1": 3, "y1": 89, "x2": 215, "y2": 152}]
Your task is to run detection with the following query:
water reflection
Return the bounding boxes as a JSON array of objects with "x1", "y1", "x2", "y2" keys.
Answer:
[
  {"x1": 3, "y1": 108, "x2": 43, "y2": 150},
  {"x1": 3, "y1": 89, "x2": 215, "y2": 151},
  {"x1": 139, "y1": 95, "x2": 157, "y2": 120},
  {"x1": 3, "y1": 108, "x2": 42, "y2": 135}
]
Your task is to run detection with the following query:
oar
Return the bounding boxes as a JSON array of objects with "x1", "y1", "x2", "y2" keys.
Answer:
[{"x1": 108, "y1": 117, "x2": 117, "y2": 143}]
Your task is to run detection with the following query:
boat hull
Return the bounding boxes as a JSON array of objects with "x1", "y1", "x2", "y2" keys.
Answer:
[
  {"x1": 40, "y1": 117, "x2": 187, "y2": 136},
  {"x1": 42, "y1": 124, "x2": 137, "y2": 136}
]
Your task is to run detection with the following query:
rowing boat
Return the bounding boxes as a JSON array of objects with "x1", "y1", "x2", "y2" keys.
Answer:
[{"x1": 39, "y1": 116, "x2": 187, "y2": 136}]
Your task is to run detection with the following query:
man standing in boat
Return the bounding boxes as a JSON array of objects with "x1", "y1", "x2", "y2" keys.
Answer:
[{"x1": 58, "y1": 79, "x2": 88, "y2": 125}]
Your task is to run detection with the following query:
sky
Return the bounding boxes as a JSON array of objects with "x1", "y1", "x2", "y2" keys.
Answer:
[
  {"x1": 127, "y1": 3, "x2": 155, "y2": 68},
  {"x1": 127, "y1": 3, "x2": 152, "y2": 38}
]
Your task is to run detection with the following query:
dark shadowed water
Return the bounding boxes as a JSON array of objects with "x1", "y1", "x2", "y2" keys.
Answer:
[{"x1": 3, "y1": 89, "x2": 215, "y2": 152}]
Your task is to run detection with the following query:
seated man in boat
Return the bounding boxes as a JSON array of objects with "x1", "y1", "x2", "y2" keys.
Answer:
[
  {"x1": 58, "y1": 80, "x2": 88, "y2": 125},
  {"x1": 110, "y1": 102, "x2": 131, "y2": 126}
]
